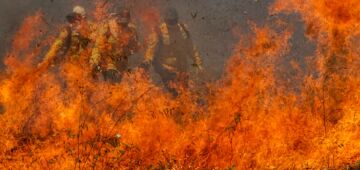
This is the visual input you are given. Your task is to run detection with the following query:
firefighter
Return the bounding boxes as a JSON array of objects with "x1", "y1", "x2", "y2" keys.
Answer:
[
  {"x1": 38, "y1": 6, "x2": 92, "y2": 70},
  {"x1": 143, "y1": 7, "x2": 203, "y2": 96},
  {"x1": 90, "y1": 8, "x2": 139, "y2": 83}
]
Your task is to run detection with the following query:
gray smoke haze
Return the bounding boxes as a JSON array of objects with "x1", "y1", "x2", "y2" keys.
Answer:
[{"x1": 0, "y1": 0, "x2": 315, "y2": 81}]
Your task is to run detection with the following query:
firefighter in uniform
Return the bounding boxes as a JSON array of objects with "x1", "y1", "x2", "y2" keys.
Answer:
[
  {"x1": 144, "y1": 7, "x2": 203, "y2": 95},
  {"x1": 38, "y1": 6, "x2": 93, "y2": 70},
  {"x1": 26, "y1": 6, "x2": 94, "y2": 138},
  {"x1": 90, "y1": 8, "x2": 139, "y2": 83}
]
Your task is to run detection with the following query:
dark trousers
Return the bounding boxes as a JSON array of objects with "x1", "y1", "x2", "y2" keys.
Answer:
[{"x1": 155, "y1": 65, "x2": 189, "y2": 97}]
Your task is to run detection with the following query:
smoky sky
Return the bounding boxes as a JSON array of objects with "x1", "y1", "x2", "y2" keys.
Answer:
[{"x1": 0, "y1": 0, "x2": 315, "y2": 80}]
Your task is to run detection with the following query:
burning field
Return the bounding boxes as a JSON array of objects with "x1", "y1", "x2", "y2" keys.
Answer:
[{"x1": 0, "y1": 0, "x2": 360, "y2": 169}]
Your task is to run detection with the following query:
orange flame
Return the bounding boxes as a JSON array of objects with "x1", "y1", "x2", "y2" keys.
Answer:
[{"x1": 0, "y1": 1, "x2": 359, "y2": 169}]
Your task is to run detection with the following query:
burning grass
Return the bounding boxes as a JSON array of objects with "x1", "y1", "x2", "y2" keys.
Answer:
[{"x1": 0, "y1": 0, "x2": 359, "y2": 169}]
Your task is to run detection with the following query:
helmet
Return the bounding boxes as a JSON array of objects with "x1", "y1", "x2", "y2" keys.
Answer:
[
  {"x1": 73, "y1": 5, "x2": 86, "y2": 18},
  {"x1": 164, "y1": 7, "x2": 179, "y2": 25},
  {"x1": 117, "y1": 8, "x2": 131, "y2": 25}
]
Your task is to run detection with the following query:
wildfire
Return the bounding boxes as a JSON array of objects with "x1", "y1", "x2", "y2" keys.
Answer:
[{"x1": 0, "y1": 0, "x2": 359, "y2": 169}]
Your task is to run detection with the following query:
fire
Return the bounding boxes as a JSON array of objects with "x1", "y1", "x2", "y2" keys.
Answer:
[{"x1": 0, "y1": 0, "x2": 359, "y2": 169}]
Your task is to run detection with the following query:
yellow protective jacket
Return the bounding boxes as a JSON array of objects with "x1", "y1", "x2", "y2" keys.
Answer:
[
  {"x1": 90, "y1": 19, "x2": 138, "y2": 72},
  {"x1": 145, "y1": 22, "x2": 202, "y2": 73},
  {"x1": 40, "y1": 22, "x2": 93, "y2": 68}
]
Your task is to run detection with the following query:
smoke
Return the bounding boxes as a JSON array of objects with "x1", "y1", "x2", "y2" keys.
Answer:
[
  {"x1": 0, "y1": 0, "x2": 314, "y2": 81},
  {"x1": 2, "y1": 1, "x2": 359, "y2": 169},
  {"x1": 0, "y1": 0, "x2": 88, "y2": 68}
]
